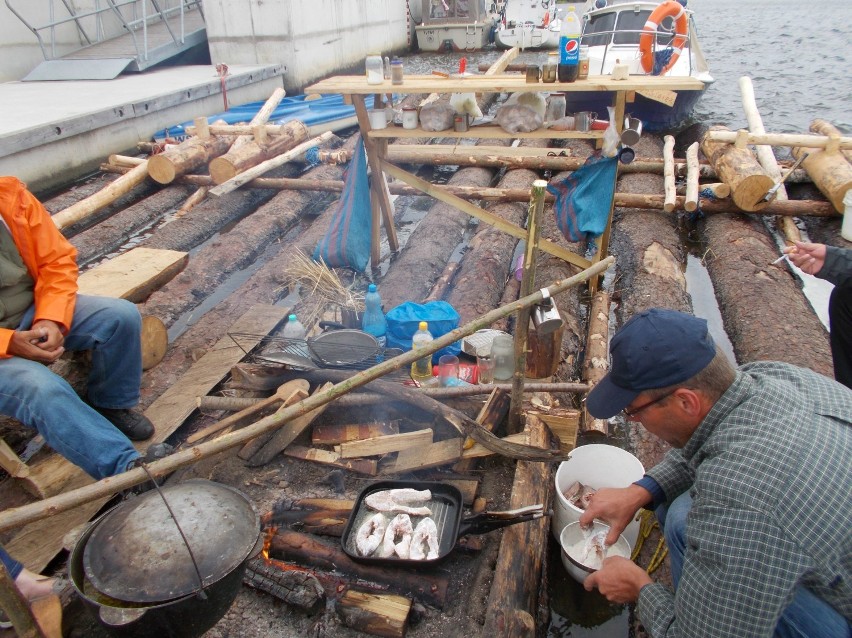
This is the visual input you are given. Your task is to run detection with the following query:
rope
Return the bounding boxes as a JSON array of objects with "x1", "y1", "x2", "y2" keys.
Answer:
[
  {"x1": 630, "y1": 509, "x2": 669, "y2": 575},
  {"x1": 304, "y1": 146, "x2": 321, "y2": 167},
  {"x1": 216, "y1": 63, "x2": 230, "y2": 111},
  {"x1": 652, "y1": 47, "x2": 674, "y2": 76}
]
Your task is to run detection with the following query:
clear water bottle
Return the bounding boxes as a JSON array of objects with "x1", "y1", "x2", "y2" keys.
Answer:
[
  {"x1": 281, "y1": 314, "x2": 306, "y2": 340},
  {"x1": 362, "y1": 284, "x2": 387, "y2": 347},
  {"x1": 410, "y1": 321, "x2": 434, "y2": 382},
  {"x1": 558, "y1": 6, "x2": 581, "y2": 82}
]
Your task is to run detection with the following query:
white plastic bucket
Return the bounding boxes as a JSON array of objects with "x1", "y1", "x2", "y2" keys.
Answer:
[
  {"x1": 552, "y1": 444, "x2": 645, "y2": 548},
  {"x1": 842, "y1": 189, "x2": 852, "y2": 242}
]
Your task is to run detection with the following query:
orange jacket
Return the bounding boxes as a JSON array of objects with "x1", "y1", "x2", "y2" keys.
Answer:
[{"x1": 0, "y1": 176, "x2": 78, "y2": 357}]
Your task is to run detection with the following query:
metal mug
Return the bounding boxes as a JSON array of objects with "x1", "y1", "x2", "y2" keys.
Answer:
[
  {"x1": 621, "y1": 116, "x2": 643, "y2": 146},
  {"x1": 532, "y1": 298, "x2": 563, "y2": 335},
  {"x1": 525, "y1": 64, "x2": 542, "y2": 83},
  {"x1": 574, "y1": 111, "x2": 597, "y2": 132},
  {"x1": 618, "y1": 146, "x2": 636, "y2": 164}
]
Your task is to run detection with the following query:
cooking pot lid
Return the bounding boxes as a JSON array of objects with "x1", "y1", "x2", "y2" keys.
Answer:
[{"x1": 83, "y1": 479, "x2": 260, "y2": 604}]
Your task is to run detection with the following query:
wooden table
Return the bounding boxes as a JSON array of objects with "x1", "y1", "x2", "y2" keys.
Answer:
[{"x1": 305, "y1": 74, "x2": 705, "y2": 277}]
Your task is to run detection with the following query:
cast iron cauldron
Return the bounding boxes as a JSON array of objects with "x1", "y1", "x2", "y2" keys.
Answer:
[{"x1": 69, "y1": 480, "x2": 261, "y2": 638}]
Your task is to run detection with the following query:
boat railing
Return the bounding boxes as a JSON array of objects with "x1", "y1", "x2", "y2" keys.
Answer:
[
  {"x1": 5, "y1": 0, "x2": 204, "y2": 63},
  {"x1": 581, "y1": 23, "x2": 696, "y2": 76}
]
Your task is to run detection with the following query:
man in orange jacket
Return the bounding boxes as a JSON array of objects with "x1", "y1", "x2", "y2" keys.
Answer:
[{"x1": 0, "y1": 176, "x2": 154, "y2": 479}]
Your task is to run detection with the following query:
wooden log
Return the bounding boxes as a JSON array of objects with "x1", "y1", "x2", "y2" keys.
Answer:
[
  {"x1": 263, "y1": 498, "x2": 354, "y2": 536},
  {"x1": 147, "y1": 129, "x2": 232, "y2": 185},
  {"x1": 243, "y1": 557, "x2": 325, "y2": 612},
  {"x1": 338, "y1": 429, "x2": 433, "y2": 458},
  {"x1": 703, "y1": 129, "x2": 852, "y2": 150},
  {"x1": 382, "y1": 438, "x2": 464, "y2": 473},
  {"x1": 0, "y1": 438, "x2": 30, "y2": 478},
  {"x1": 0, "y1": 560, "x2": 46, "y2": 638},
  {"x1": 208, "y1": 131, "x2": 335, "y2": 197},
  {"x1": 663, "y1": 135, "x2": 676, "y2": 213},
  {"x1": 739, "y1": 76, "x2": 800, "y2": 243},
  {"x1": 456, "y1": 388, "x2": 512, "y2": 472},
  {"x1": 793, "y1": 144, "x2": 852, "y2": 213},
  {"x1": 209, "y1": 120, "x2": 310, "y2": 184},
  {"x1": 336, "y1": 589, "x2": 411, "y2": 638},
  {"x1": 245, "y1": 382, "x2": 335, "y2": 466},
  {"x1": 483, "y1": 414, "x2": 553, "y2": 634},
  {"x1": 176, "y1": 186, "x2": 208, "y2": 216},
  {"x1": 51, "y1": 162, "x2": 150, "y2": 230},
  {"x1": 423, "y1": 260, "x2": 460, "y2": 302},
  {"x1": 140, "y1": 315, "x2": 168, "y2": 371},
  {"x1": 810, "y1": 119, "x2": 852, "y2": 164},
  {"x1": 312, "y1": 421, "x2": 400, "y2": 445},
  {"x1": 229, "y1": 87, "x2": 286, "y2": 152},
  {"x1": 461, "y1": 433, "x2": 529, "y2": 459},
  {"x1": 701, "y1": 125, "x2": 775, "y2": 212},
  {"x1": 284, "y1": 445, "x2": 379, "y2": 475},
  {"x1": 268, "y1": 529, "x2": 449, "y2": 608},
  {"x1": 530, "y1": 409, "x2": 580, "y2": 453},
  {"x1": 582, "y1": 290, "x2": 610, "y2": 436},
  {"x1": 525, "y1": 324, "x2": 564, "y2": 379},
  {"x1": 684, "y1": 142, "x2": 700, "y2": 212}
]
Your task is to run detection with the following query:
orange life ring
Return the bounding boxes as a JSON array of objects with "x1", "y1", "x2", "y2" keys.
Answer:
[{"x1": 639, "y1": 1, "x2": 688, "y2": 75}]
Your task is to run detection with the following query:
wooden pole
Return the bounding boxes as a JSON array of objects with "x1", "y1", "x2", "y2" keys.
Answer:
[
  {"x1": 581, "y1": 290, "x2": 610, "y2": 436},
  {"x1": 703, "y1": 130, "x2": 852, "y2": 150},
  {"x1": 738, "y1": 76, "x2": 801, "y2": 243},
  {"x1": 509, "y1": 180, "x2": 547, "y2": 433},
  {"x1": 0, "y1": 257, "x2": 614, "y2": 535},
  {"x1": 0, "y1": 562, "x2": 47, "y2": 638},
  {"x1": 810, "y1": 119, "x2": 852, "y2": 164},
  {"x1": 684, "y1": 142, "x2": 700, "y2": 212},
  {"x1": 208, "y1": 120, "x2": 310, "y2": 184},
  {"x1": 51, "y1": 162, "x2": 149, "y2": 230},
  {"x1": 229, "y1": 87, "x2": 286, "y2": 152},
  {"x1": 663, "y1": 135, "x2": 676, "y2": 212}
]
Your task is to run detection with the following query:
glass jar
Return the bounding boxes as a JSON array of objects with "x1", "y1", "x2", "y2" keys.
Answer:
[
  {"x1": 542, "y1": 53, "x2": 558, "y2": 83},
  {"x1": 366, "y1": 54, "x2": 384, "y2": 85},
  {"x1": 390, "y1": 58, "x2": 404, "y2": 85},
  {"x1": 402, "y1": 107, "x2": 418, "y2": 129},
  {"x1": 545, "y1": 93, "x2": 566, "y2": 123},
  {"x1": 578, "y1": 46, "x2": 590, "y2": 80},
  {"x1": 491, "y1": 334, "x2": 515, "y2": 381}
]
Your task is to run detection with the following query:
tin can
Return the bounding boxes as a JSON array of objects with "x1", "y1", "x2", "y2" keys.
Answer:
[
  {"x1": 578, "y1": 46, "x2": 590, "y2": 80},
  {"x1": 453, "y1": 113, "x2": 470, "y2": 132}
]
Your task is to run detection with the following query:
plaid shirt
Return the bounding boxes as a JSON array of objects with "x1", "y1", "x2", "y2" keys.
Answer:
[{"x1": 639, "y1": 362, "x2": 852, "y2": 637}]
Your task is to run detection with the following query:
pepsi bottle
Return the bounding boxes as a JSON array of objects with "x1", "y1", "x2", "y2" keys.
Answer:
[{"x1": 558, "y1": 6, "x2": 582, "y2": 82}]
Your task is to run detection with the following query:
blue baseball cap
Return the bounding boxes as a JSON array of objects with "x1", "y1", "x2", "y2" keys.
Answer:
[{"x1": 586, "y1": 308, "x2": 716, "y2": 419}]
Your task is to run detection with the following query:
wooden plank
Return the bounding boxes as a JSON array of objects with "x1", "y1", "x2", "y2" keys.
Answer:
[
  {"x1": 384, "y1": 438, "x2": 463, "y2": 473},
  {"x1": 77, "y1": 247, "x2": 188, "y2": 302},
  {"x1": 143, "y1": 304, "x2": 289, "y2": 445},
  {"x1": 0, "y1": 438, "x2": 29, "y2": 478},
  {"x1": 284, "y1": 445, "x2": 379, "y2": 476},
  {"x1": 461, "y1": 433, "x2": 529, "y2": 459},
  {"x1": 381, "y1": 162, "x2": 591, "y2": 270},
  {"x1": 305, "y1": 74, "x2": 707, "y2": 95},
  {"x1": 312, "y1": 421, "x2": 400, "y2": 445},
  {"x1": 338, "y1": 429, "x2": 433, "y2": 459},
  {"x1": 531, "y1": 410, "x2": 580, "y2": 453},
  {"x1": 336, "y1": 589, "x2": 411, "y2": 638}
]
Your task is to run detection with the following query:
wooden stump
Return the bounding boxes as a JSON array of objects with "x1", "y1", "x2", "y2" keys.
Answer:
[
  {"x1": 701, "y1": 126, "x2": 774, "y2": 212},
  {"x1": 147, "y1": 134, "x2": 232, "y2": 184},
  {"x1": 793, "y1": 145, "x2": 852, "y2": 213}
]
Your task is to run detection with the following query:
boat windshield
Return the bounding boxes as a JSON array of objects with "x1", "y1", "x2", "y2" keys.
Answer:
[{"x1": 583, "y1": 9, "x2": 681, "y2": 47}]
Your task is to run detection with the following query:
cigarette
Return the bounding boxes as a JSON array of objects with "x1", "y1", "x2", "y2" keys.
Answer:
[{"x1": 772, "y1": 254, "x2": 788, "y2": 265}]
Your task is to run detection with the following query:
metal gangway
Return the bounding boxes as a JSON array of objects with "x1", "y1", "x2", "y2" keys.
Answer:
[{"x1": 7, "y1": 0, "x2": 207, "y2": 80}]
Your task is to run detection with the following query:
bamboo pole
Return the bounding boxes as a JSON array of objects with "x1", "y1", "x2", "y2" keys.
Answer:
[
  {"x1": 739, "y1": 76, "x2": 800, "y2": 243},
  {"x1": 704, "y1": 130, "x2": 852, "y2": 150},
  {"x1": 51, "y1": 162, "x2": 149, "y2": 230},
  {"x1": 0, "y1": 257, "x2": 614, "y2": 535},
  {"x1": 684, "y1": 142, "x2": 699, "y2": 212},
  {"x1": 509, "y1": 180, "x2": 547, "y2": 433},
  {"x1": 663, "y1": 135, "x2": 676, "y2": 213}
]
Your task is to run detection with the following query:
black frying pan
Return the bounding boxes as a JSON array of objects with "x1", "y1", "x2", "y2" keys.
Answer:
[{"x1": 341, "y1": 480, "x2": 547, "y2": 566}]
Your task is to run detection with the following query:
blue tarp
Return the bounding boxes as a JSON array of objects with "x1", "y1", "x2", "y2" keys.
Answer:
[
  {"x1": 546, "y1": 155, "x2": 617, "y2": 243},
  {"x1": 152, "y1": 93, "x2": 379, "y2": 142}
]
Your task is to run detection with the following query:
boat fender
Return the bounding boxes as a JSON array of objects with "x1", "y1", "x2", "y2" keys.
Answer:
[{"x1": 639, "y1": 0, "x2": 688, "y2": 75}]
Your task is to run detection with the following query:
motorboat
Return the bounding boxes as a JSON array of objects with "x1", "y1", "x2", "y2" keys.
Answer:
[
  {"x1": 565, "y1": 0, "x2": 714, "y2": 131},
  {"x1": 494, "y1": 0, "x2": 561, "y2": 50},
  {"x1": 414, "y1": 0, "x2": 498, "y2": 52}
]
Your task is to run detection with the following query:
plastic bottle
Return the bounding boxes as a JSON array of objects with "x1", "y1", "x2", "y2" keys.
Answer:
[
  {"x1": 362, "y1": 284, "x2": 387, "y2": 347},
  {"x1": 281, "y1": 314, "x2": 306, "y2": 340},
  {"x1": 558, "y1": 6, "x2": 582, "y2": 82},
  {"x1": 410, "y1": 321, "x2": 434, "y2": 382},
  {"x1": 366, "y1": 54, "x2": 383, "y2": 85}
]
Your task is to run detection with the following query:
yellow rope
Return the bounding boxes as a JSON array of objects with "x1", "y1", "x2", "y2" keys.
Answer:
[
  {"x1": 647, "y1": 539, "x2": 669, "y2": 575},
  {"x1": 630, "y1": 509, "x2": 669, "y2": 575}
]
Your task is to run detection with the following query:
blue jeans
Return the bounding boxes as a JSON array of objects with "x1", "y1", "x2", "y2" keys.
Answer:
[
  {"x1": 657, "y1": 492, "x2": 851, "y2": 638},
  {"x1": 0, "y1": 545, "x2": 23, "y2": 580},
  {"x1": 0, "y1": 295, "x2": 141, "y2": 479}
]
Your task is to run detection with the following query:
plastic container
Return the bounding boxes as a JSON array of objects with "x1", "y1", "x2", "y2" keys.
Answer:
[
  {"x1": 552, "y1": 444, "x2": 645, "y2": 548},
  {"x1": 402, "y1": 107, "x2": 418, "y2": 129},
  {"x1": 843, "y1": 190, "x2": 852, "y2": 241},
  {"x1": 362, "y1": 284, "x2": 387, "y2": 347},
  {"x1": 281, "y1": 314, "x2": 306, "y2": 340},
  {"x1": 390, "y1": 58, "x2": 404, "y2": 85},
  {"x1": 559, "y1": 522, "x2": 631, "y2": 584},
  {"x1": 366, "y1": 54, "x2": 384, "y2": 85},
  {"x1": 545, "y1": 93, "x2": 567, "y2": 123},
  {"x1": 410, "y1": 321, "x2": 434, "y2": 382},
  {"x1": 368, "y1": 109, "x2": 387, "y2": 130},
  {"x1": 558, "y1": 6, "x2": 581, "y2": 82},
  {"x1": 491, "y1": 333, "x2": 515, "y2": 381}
]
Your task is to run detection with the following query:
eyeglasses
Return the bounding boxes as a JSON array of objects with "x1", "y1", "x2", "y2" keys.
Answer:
[{"x1": 622, "y1": 389, "x2": 677, "y2": 419}]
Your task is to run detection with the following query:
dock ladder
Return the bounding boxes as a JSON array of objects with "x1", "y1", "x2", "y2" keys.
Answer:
[{"x1": 6, "y1": 0, "x2": 207, "y2": 81}]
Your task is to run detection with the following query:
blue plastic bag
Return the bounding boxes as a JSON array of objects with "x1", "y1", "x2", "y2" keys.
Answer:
[
  {"x1": 313, "y1": 135, "x2": 372, "y2": 272},
  {"x1": 385, "y1": 301, "x2": 461, "y2": 364},
  {"x1": 546, "y1": 154, "x2": 617, "y2": 243}
]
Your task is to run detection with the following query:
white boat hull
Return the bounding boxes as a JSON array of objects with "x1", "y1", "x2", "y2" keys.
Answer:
[
  {"x1": 494, "y1": 24, "x2": 559, "y2": 49},
  {"x1": 415, "y1": 23, "x2": 491, "y2": 52}
]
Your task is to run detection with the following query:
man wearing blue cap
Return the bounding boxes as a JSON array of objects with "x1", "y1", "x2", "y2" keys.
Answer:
[{"x1": 579, "y1": 308, "x2": 851, "y2": 638}]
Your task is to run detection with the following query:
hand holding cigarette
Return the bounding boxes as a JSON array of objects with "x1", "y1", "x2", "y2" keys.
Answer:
[{"x1": 783, "y1": 241, "x2": 827, "y2": 275}]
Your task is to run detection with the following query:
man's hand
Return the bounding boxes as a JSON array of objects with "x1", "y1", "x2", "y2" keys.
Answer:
[
  {"x1": 785, "y1": 241, "x2": 826, "y2": 276},
  {"x1": 584, "y1": 556, "x2": 653, "y2": 603},
  {"x1": 9, "y1": 320, "x2": 65, "y2": 363},
  {"x1": 578, "y1": 484, "x2": 651, "y2": 545}
]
